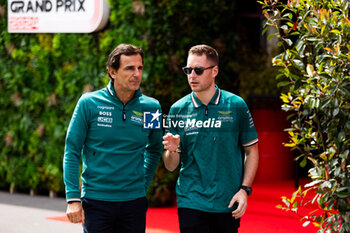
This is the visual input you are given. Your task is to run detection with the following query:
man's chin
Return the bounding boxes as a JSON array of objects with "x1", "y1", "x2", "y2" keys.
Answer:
[
  {"x1": 190, "y1": 86, "x2": 201, "y2": 92},
  {"x1": 129, "y1": 83, "x2": 140, "y2": 90}
]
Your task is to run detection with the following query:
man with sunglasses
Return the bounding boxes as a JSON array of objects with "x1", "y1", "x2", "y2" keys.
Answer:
[
  {"x1": 163, "y1": 44, "x2": 259, "y2": 233},
  {"x1": 63, "y1": 44, "x2": 162, "y2": 233}
]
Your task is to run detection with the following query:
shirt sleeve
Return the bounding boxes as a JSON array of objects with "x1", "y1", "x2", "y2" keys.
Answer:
[
  {"x1": 144, "y1": 104, "x2": 163, "y2": 191},
  {"x1": 239, "y1": 100, "x2": 258, "y2": 147},
  {"x1": 63, "y1": 95, "x2": 89, "y2": 200}
]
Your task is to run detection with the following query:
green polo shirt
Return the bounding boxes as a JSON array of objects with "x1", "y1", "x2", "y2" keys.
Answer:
[{"x1": 165, "y1": 86, "x2": 258, "y2": 213}]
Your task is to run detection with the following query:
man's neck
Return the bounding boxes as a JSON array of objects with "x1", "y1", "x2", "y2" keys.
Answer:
[
  {"x1": 194, "y1": 85, "x2": 216, "y2": 106},
  {"x1": 114, "y1": 85, "x2": 135, "y2": 105}
]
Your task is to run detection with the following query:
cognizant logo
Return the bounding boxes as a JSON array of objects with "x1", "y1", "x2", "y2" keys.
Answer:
[{"x1": 163, "y1": 118, "x2": 222, "y2": 129}]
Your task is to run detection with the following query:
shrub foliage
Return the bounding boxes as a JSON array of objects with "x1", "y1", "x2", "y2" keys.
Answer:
[{"x1": 260, "y1": 0, "x2": 350, "y2": 232}]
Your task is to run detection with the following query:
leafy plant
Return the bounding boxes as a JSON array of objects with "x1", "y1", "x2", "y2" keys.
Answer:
[{"x1": 259, "y1": 0, "x2": 350, "y2": 232}]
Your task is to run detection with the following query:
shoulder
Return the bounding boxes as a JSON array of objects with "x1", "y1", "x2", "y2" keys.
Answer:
[
  {"x1": 170, "y1": 93, "x2": 192, "y2": 110},
  {"x1": 220, "y1": 89, "x2": 247, "y2": 106},
  {"x1": 78, "y1": 88, "x2": 106, "y2": 103},
  {"x1": 140, "y1": 94, "x2": 161, "y2": 109}
]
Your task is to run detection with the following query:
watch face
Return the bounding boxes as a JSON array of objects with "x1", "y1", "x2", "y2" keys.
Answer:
[
  {"x1": 247, "y1": 187, "x2": 252, "y2": 195},
  {"x1": 241, "y1": 185, "x2": 252, "y2": 195}
]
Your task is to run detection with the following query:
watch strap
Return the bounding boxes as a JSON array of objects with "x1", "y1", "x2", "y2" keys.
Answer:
[{"x1": 241, "y1": 185, "x2": 252, "y2": 196}]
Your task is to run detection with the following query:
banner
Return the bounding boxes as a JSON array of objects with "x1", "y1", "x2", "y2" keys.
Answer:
[{"x1": 8, "y1": 0, "x2": 110, "y2": 33}]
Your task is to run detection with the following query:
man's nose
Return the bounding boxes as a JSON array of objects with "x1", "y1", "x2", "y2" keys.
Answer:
[
  {"x1": 189, "y1": 69, "x2": 197, "y2": 77},
  {"x1": 134, "y1": 68, "x2": 141, "y2": 76}
]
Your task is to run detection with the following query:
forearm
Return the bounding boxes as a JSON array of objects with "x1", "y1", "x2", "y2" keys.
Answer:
[
  {"x1": 144, "y1": 149, "x2": 161, "y2": 189},
  {"x1": 63, "y1": 152, "x2": 81, "y2": 199},
  {"x1": 162, "y1": 150, "x2": 180, "y2": 172},
  {"x1": 242, "y1": 143, "x2": 259, "y2": 187},
  {"x1": 144, "y1": 129, "x2": 162, "y2": 189}
]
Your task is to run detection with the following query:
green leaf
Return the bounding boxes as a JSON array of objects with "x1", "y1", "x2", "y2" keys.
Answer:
[
  {"x1": 297, "y1": 44, "x2": 306, "y2": 57},
  {"x1": 302, "y1": 221, "x2": 311, "y2": 227},
  {"x1": 283, "y1": 38, "x2": 293, "y2": 46},
  {"x1": 262, "y1": 26, "x2": 269, "y2": 36},
  {"x1": 282, "y1": 198, "x2": 290, "y2": 207},
  {"x1": 333, "y1": 108, "x2": 339, "y2": 116},
  {"x1": 330, "y1": 29, "x2": 341, "y2": 34},
  {"x1": 275, "y1": 73, "x2": 285, "y2": 80},
  {"x1": 306, "y1": 37, "x2": 320, "y2": 42},
  {"x1": 281, "y1": 25, "x2": 289, "y2": 31},
  {"x1": 294, "y1": 79, "x2": 301, "y2": 90},
  {"x1": 300, "y1": 157, "x2": 307, "y2": 167},
  {"x1": 278, "y1": 81, "x2": 291, "y2": 88},
  {"x1": 283, "y1": 13, "x2": 293, "y2": 20},
  {"x1": 293, "y1": 59, "x2": 305, "y2": 70},
  {"x1": 268, "y1": 33, "x2": 278, "y2": 41},
  {"x1": 306, "y1": 64, "x2": 314, "y2": 76}
]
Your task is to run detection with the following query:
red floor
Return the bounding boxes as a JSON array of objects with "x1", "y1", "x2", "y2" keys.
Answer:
[
  {"x1": 47, "y1": 180, "x2": 318, "y2": 233},
  {"x1": 239, "y1": 181, "x2": 317, "y2": 233},
  {"x1": 146, "y1": 180, "x2": 318, "y2": 233}
]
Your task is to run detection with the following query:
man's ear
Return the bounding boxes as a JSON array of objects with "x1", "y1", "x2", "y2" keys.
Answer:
[
  {"x1": 108, "y1": 67, "x2": 117, "y2": 79},
  {"x1": 212, "y1": 65, "x2": 219, "y2": 78}
]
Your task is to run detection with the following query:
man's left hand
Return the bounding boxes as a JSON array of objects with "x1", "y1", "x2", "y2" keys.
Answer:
[{"x1": 228, "y1": 189, "x2": 248, "y2": 219}]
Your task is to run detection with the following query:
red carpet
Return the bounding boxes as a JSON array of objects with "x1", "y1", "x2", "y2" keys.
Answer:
[
  {"x1": 239, "y1": 180, "x2": 317, "y2": 233},
  {"x1": 47, "y1": 180, "x2": 318, "y2": 233}
]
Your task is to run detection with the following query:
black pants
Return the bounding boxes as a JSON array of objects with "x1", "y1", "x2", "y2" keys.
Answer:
[
  {"x1": 82, "y1": 197, "x2": 148, "y2": 233},
  {"x1": 178, "y1": 208, "x2": 240, "y2": 233}
]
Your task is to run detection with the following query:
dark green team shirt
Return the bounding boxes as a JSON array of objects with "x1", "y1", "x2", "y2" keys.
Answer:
[
  {"x1": 63, "y1": 82, "x2": 162, "y2": 202},
  {"x1": 166, "y1": 86, "x2": 258, "y2": 213}
]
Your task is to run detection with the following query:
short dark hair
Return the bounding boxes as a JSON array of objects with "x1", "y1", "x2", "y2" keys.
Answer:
[
  {"x1": 188, "y1": 44, "x2": 219, "y2": 65},
  {"x1": 106, "y1": 44, "x2": 144, "y2": 79}
]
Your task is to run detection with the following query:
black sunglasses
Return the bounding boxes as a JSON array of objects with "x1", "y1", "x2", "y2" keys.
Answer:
[{"x1": 182, "y1": 65, "x2": 216, "y2": 75}]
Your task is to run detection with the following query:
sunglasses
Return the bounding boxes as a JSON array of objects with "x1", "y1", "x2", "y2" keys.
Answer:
[{"x1": 182, "y1": 65, "x2": 216, "y2": 75}]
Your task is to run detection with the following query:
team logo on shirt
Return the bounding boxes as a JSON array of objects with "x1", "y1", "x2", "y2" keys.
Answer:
[
  {"x1": 98, "y1": 117, "x2": 113, "y2": 123},
  {"x1": 247, "y1": 110, "x2": 255, "y2": 128},
  {"x1": 132, "y1": 110, "x2": 143, "y2": 117},
  {"x1": 97, "y1": 107, "x2": 113, "y2": 127},
  {"x1": 217, "y1": 110, "x2": 234, "y2": 123},
  {"x1": 131, "y1": 110, "x2": 143, "y2": 124},
  {"x1": 143, "y1": 110, "x2": 161, "y2": 129},
  {"x1": 218, "y1": 110, "x2": 232, "y2": 115}
]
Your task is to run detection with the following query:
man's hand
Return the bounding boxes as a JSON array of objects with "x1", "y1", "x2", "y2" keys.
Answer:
[
  {"x1": 228, "y1": 189, "x2": 248, "y2": 219},
  {"x1": 162, "y1": 133, "x2": 181, "y2": 171},
  {"x1": 66, "y1": 202, "x2": 84, "y2": 224},
  {"x1": 162, "y1": 133, "x2": 180, "y2": 152}
]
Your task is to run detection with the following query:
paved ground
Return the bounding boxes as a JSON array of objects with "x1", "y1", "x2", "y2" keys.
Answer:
[
  {"x1": 0, "y1": 191, "x2": 175, "y2": 233},
  {"x1": 0, "y1": 191, "x2": 82, "y2": 233},
  {"x1": 0, "y1": 181, "x2": 319, "y2": 233}
]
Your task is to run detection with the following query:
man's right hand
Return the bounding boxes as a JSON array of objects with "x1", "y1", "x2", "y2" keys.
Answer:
[
  {"x1": 162, "y1": 133, "x2": 180, "y2": 152},
  {"x1": 162, "y1": 133, "x2": 181, "y2": 171},
  {"x1": 66, "y1": 202, "x2": 84, "y2": 224}
]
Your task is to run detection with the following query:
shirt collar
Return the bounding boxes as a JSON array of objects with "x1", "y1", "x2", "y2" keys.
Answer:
[
  {"x1": 191, "y1": 85, "x2": 221, "y2": 108},
  {"x1": 107, "y1": 81, "x2": 116, "y2": 96},
  {"x1": 106, "y1": 81, "x2": 142, "y2": 100}
]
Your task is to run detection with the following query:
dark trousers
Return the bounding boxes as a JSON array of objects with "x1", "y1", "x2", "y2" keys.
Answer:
[
  {"x1": 178, "y1": 208, "x2": 240, "y2": 233},
  {"x1": 82, "y1": 197, "x2": 148, "y2": 233}
]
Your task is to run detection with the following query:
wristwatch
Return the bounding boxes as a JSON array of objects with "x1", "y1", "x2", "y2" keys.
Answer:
[{"x1": 241, "y1": 185, "x2": 252, "y2": 196}]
